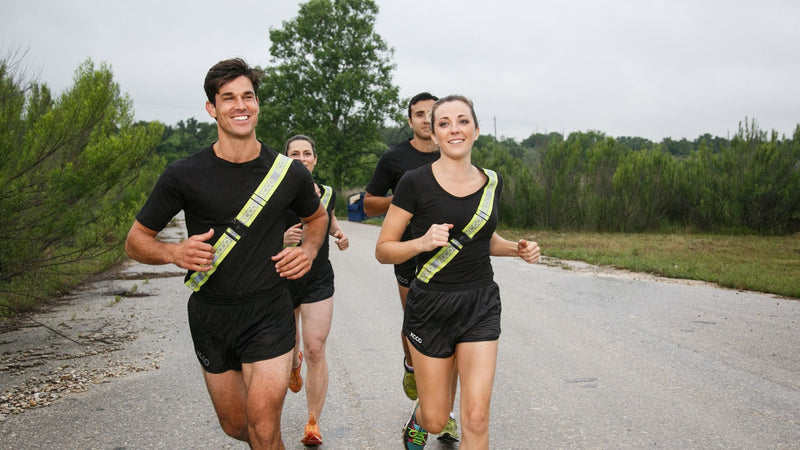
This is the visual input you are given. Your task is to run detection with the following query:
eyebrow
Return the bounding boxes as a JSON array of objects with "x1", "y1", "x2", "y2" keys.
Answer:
[{"x1": 219, "y1": 90, "x2": 256, "y2": 98}]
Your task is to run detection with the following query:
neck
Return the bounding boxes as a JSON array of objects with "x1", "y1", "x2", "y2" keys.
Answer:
[
  {"x1": 410, "y1": 136, "x2": 437, "y2": 153},
  {"x1": 214, "y1": 133, "x2": 260, "y2": 163},
  {"x1": 433, "y1": 155, "x2": 473, "y2": 177}
]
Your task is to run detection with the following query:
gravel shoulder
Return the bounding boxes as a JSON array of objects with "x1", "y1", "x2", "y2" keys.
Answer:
[{"x1": 0, "y1": 220, "x2": 188, "y2": 423}]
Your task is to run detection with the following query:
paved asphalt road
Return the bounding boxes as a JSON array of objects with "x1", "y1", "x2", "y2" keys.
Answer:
[{"x1": 1, "y1": 217, "x2": 798, "y2": 449}]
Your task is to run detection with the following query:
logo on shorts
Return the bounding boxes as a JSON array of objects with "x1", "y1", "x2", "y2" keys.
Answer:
[
  {"x1": 196, "y1": 350, "x2": 210, "y2": 367},
  {"x1": 409, "y1": 332, "x2": 422, "y2": 344}
]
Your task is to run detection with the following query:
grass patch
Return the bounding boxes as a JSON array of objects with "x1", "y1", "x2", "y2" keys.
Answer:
[{"x1": 498, "y1": 229, "x2": 800, "y2": 299}]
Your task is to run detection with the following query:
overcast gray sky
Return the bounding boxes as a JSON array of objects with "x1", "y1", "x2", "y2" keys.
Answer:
[{"x1": 3, "y1": 0, "x2": 799, "y2": 142}]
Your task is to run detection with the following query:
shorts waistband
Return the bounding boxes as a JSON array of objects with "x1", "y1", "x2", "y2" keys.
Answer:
[
  {"x1": 191, "y1": 285, "x2": 286, "y2": 305},
  {"x1": 410, "y1": 278, "x2": 496, "y2": 293}
]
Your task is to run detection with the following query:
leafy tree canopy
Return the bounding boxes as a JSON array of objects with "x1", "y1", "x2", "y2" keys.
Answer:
[{"x1": 256, "y1": 0, "x2": 400, "y2": 190}]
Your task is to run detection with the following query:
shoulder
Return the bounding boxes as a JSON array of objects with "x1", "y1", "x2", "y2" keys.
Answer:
[
  {"x1": 381, "y1": 139, "x2": 413, "y2": 158},
  {"x1": 163, "y1": 145, "x2": 213, "y2": 175},
  {"x1": 398, "y1": 164, "x2": 432, "y2": 187},
  {"x1": 475, "y1": 165, "x2": 503, "y2": 192},
  {"x1": 405, "y1": 163, "x2": 432, "y2": 179},
  {"x1": 258, "y1": 141, "x2": 282, "y2": 162}
]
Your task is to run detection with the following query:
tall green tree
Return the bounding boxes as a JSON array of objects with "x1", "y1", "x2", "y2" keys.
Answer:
[
  {"x1": 613, "y1": 148, "x2": 678, "y2": 231},
  {"x1": 257, "y1": 0, "x2": 400, "y2": 190},
  {"x1": 0, "y1": 57, "x2": 164, "y2": 310}
]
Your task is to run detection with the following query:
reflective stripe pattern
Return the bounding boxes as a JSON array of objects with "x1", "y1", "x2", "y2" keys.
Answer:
[
  {"x1": 185, "y1": 154, "x2": 293, "y2": 292},
  {"x1": 416, "y1": 169, "x2": 498, "y2": 284},
  {"x1": 320, "y1": 185, "x2": 333, "y2": 209}
]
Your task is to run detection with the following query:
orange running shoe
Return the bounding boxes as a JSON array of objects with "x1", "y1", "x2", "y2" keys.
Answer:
[
  {"x1": 289, "y1": 351, "x2": 303, "y2": 393},
  {"x1": 300, "y1": 413, "x2": 323, "y2": 446}
]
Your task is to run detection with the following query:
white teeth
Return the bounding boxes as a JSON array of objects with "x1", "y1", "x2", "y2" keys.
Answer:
[
  {"x1": 449, "y1": 139, "x2": 464, "y2": 144},
  {"x1": 233, "y1": 116, "x2": 248, "y2": 121}
]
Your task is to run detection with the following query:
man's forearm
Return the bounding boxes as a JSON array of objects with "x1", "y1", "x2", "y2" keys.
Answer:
[
  {"x1": 299, "y1": 209, "x2": 329, "y2": 259},
  {"x1": 363, "y1": 193, "x2": 392, "y2": 217}
]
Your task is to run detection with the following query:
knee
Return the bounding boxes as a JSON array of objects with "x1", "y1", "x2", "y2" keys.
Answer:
[
  {"x1": 247, "y1": 418, "x2": 281, "y2": 446},
  {"x1": 461, "y1": 407, "x2": 490, "y2": 436},
  {"x1": 419, "y1": 410, "x2": 449, "y2": 435},
  {"x1": 217, "y1": 416, "x2": 249, "y2": 442},
  {"x1": 303, "y1": 340, "x2": 326, "y2": 364}
]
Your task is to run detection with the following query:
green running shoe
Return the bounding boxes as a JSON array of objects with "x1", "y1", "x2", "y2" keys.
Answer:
[
  {"x1": 403, "y1": 369, "x2": 418, "y2": 400},
  {"x1": 437, "y1": 416, "x2": 459, "y2": 443},
  {"x1": 403, "y1": 401, "x2": 428, "y2": 449}
]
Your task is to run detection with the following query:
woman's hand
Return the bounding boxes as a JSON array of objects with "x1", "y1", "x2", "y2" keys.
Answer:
[
  {"x1": 283, "y1": 223, "x2": 302, "y2": 247},
  {"x1": 418, "y1": 223, "x2": 454, "y2": 252},
  {"x1": 332, "y1": 229, "x2": 349, "y2": 250},
  {"x1": 517, "y1": 239, "x2": 541, "y2": 264}
]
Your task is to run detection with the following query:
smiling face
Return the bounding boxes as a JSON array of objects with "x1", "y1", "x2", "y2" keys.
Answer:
[
  {"x1": 286, "y1": 138, "x2": 317, "y2": 173},
  {"x1": 430, "y1": 99, "x2": 480, "y2": 159},
  {"x1": 205, "y1": 75, "x2": 259, "y2": 139}
]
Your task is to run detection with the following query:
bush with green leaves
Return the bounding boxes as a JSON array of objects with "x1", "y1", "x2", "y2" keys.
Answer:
[{"x1": 0, "y1": 56, "x2": 164, "y2": 312}]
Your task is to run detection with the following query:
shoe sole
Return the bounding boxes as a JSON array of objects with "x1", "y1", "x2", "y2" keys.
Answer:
[
  {"x1": 301, "y1": 436, "x2": 323, "y2": 446},
  {"x1": 437, "y1": 433, "x2": 460, "y2": 443}
]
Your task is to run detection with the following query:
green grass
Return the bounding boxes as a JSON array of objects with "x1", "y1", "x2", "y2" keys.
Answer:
[{"x1": 498, "y1": 229, "x2": 800, "y2": 299}]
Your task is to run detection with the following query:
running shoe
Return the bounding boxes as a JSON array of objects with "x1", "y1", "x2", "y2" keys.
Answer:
[
  {"x1": 437, "y1": 416, "x2": 460, "y2": 443},
  {"x1": 403, "y1": 401, "x2": 428, "y2": 449},
  {"x1": 403, "y1": 368, "x2": 418, "y2": 400},
  {"x1": 289, "y1": 351, "x2": 303, "y2": 393},
  {"x1": 300, "y1": 412, "x2": 323, "y2": 446}
]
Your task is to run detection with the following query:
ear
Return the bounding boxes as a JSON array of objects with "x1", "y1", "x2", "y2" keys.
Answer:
[
  {"x1": 407, "y1": 116, "x2": 413, "y2": 128},
  {"x1": 474, "y1": 126, "x2": 480, "y2": 140},
  {"x1": 205, "y1": 101, "x2": 217, "y2": 119}
]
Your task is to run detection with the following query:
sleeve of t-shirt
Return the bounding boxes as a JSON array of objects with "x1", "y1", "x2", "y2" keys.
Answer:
[
  {"x1": 134, "y1": 164, "x2": 184, "y2": 232},
  {"x1": 391, "y1": 171, "x2": 417, "y2": 215},
  {"x1": 327, "y1": 190, "x2": 336, "y2": 214},
  {"x1": 289, "y1": 161, "x2": 323, "y2": 219},
  {"x1": 365, "y1": 151, "x2": 392, "y2": 196}
]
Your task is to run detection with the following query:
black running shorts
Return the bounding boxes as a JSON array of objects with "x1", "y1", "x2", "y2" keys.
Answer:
[
  {"x1": 187, "y1": 288, "x2": 295, "y2": 373},
  {"x1": 288, "y1": 260, "x2": 335, "y2": 309},
  {"x1": 402, "y1": 280, "x2": 502, "y2": 358},
  {"x1": 394, "y1": 258, "x2": 417, "y2": 288}
]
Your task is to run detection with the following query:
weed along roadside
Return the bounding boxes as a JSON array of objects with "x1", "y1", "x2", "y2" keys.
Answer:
[{"x1": 499, "y1": 229, "x2": 800, "y2": 299}]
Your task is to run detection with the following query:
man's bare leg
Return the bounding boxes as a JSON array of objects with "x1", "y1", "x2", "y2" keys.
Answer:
[{"x1": 203, "y1": 351, "x2": 292, "y2": 449}]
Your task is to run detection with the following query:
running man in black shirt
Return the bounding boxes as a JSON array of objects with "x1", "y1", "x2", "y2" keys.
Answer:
[{"x1": 125, "y1": 58, "x2": 328, "y2": 449}]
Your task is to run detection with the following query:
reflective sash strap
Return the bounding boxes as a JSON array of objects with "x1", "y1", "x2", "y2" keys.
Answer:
[
  {"x1": 320, "y1": 185, "x2": 333, "y2": 209},
  {"x1": 416, "y1": 169, "x2": 498, "y2": 284},
  {"x1": 185, "y1": 154, "x2": 293, "y2": 292}
]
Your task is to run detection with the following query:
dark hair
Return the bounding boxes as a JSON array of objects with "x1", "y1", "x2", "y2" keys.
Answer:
[
  {"x1": 430, "y1": 95, "x2": 479, "y2": 128},
  {"x1": 407, "y1": 92, "x2": 438, "y2": 118},
  {"x1": 204, "y1": 58, "x2": 263, "y2": 105},
  {"x1": 285, "y1": 134, "x2": 316, "y2": 157}
]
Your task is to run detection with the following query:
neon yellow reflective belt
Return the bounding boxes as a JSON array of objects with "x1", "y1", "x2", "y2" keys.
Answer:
[
  {"x1": 185, "y1": 154, "x2": 293, "y2": 292},
  {"x1": 320, "y1": 184, "x2": 333, "y2": 209},
  {"x1": 416, "y1": 168, "x2": 498, "y2": 284}
]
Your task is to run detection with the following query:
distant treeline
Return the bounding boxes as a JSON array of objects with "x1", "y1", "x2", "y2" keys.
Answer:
[
  {"x1": 156, "y1": 119, "x2": 800, "y2": 235},
  {"x1": 471, "y1": 122, "x2": 800, "y2": 234}
]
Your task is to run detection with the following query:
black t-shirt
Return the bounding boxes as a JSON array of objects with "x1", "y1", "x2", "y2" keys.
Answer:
[
  {"x1": 285, "y1": 183, "x2": 335, "y2": 273},
  {"x1": 365, "y1": 139, "x2": 440, "y2": 197},
  {"x1": 366, "y1": 139, "x2": 439, "y2": 244},
  {"x1": 392, "y1": 164, "x2": 503, "y2": 287},
  {"x1": 135, "y1": 142, "x2": 321, "y2": 299}
]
